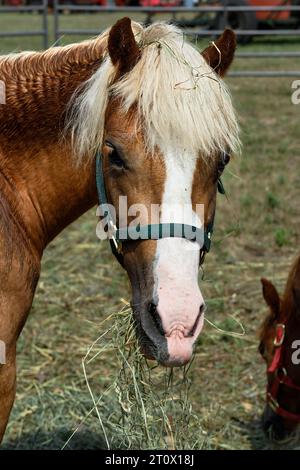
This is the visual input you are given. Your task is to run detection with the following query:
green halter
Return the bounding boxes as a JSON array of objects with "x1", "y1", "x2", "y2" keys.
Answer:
[{"x1": 95, "y1": 151, "x2": 224, "y2": 266}]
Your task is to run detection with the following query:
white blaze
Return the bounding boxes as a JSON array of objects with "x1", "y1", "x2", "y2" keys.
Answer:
[{"x1": 153, "y1": 147, "x2": 205, "y2": 364}]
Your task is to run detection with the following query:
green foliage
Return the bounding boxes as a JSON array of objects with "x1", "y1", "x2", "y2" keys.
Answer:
[
  {"x1": 275, "y1": 228, "x2": 289, "y2": 247},
  {"x1": 266, "y1": 192, "x2": 280, "y2": 210}
]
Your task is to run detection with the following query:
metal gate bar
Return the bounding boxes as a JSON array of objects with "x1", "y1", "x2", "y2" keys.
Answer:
[
  {"x1": 52, "y1": 1, "x2": 300, "y2": 77},
  {"x1": 0, "y1": 1, "x2": 48, "y2": 49}
]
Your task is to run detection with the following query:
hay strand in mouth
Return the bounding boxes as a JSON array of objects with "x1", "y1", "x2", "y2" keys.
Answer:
[{"x1": 62, "y1": 306, "x2": 205, "y2": 450}]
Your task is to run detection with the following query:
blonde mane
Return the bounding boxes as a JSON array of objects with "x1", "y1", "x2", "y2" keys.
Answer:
[{"x1": 69, "y1": 22, "x2": 240, "y2": 160}]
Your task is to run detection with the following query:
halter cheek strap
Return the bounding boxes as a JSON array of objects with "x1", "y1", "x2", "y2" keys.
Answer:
[{"x1": 95, "y1": 151, "x2": 223, "y2": 266}]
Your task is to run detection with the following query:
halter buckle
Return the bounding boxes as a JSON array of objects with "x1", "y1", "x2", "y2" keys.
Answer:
[
  {"x1": 108, "y1": 220, "x2": 122, "y2": 253},
  {"x1": 273, "y1": 323, "x2": 285, "y2": 347}
]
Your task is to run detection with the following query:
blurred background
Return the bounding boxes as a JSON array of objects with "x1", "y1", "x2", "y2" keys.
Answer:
[{"x1": 0, "y1": 0, "x2": 300, "y2": 74}]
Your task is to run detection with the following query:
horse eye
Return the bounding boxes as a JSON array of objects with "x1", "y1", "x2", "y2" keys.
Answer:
[
  {"x1": 218, "y1": 152, "x2": 230, "y2": 174},
  {"x1": 105, "y1": 141, "x2": 125, "y2": 169},
  {"x1": 223, "y1": 153, "x2": 230, "y2": 166},
  {"x1": 258, "y1": 341, "x2": 265, "y2": 356},
  {"x1": 110, "y1": 149, "x2": 124, "y2": 168}
]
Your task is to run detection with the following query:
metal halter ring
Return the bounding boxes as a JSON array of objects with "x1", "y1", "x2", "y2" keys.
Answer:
[
  {"x1": 275, "y1": 367, "x2": 287, "y2": 383},
  {"x1": 273, "y1": 323, "x2": 285, "y2": 347}
]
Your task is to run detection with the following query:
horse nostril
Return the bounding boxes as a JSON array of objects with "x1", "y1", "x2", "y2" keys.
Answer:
[
  {"x1": 148, "y1": 302, "x2": 156, "y2": 315},
  {"x1": 262, "y1": 405, "x2": 288, "y2": 441},
  {"x1": 200, "y1": 302, "x2": 206, "y2": 316},
  {"x1": 148, "y1": 302, "x2": 165, "y2": 336},
  {"x1": 187, "y1": 303, "x2": 205, "y2": 337}
]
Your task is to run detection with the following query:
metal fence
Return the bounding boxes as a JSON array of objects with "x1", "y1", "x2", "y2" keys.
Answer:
[
  {"x1": 0, "y1": 1, "x2": 299, "y2": 76},
  {"x1": 0, "y1": 0, "x2": 49, "y2": 49},
  {"x1": 53, "y1": 1, "x2": 300, "y2": 77}
]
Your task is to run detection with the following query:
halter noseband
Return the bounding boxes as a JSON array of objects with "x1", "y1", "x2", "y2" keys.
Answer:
[
  {"x1": 267, "y1": 321, "x2": 300, "y2": 422},
  {"x1": 95, "y1": 150, "x2": 225, "y2": 266}
]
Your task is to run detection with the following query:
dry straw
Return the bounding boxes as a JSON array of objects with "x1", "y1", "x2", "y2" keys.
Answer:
[
  {"x1": 62, "y1": 306, "x2": 205, "y2": 450},
  {"x1": 62, "y1": 304, "x2": 247, "y2": 450}
]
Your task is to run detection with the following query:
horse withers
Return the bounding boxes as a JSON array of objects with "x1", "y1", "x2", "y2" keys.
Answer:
[
  {"x1": 0, "y1": 18, "x2": 239, "y2": 441},
  {"x1": 259, "y1": 255, "x2": 300, "y2": 440}
]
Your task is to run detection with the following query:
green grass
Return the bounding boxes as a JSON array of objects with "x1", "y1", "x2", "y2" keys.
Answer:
[{"x1": 1, "y1": 12, "x2": 300, "y2": 450}]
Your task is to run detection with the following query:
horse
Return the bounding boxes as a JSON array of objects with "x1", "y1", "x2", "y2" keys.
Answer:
[
  {"x1": 259, "y1": 254, "x2": 300, "y2": 441},
  {"x1": 0, "y1": 17, "x2": 239, "y2": 441}
]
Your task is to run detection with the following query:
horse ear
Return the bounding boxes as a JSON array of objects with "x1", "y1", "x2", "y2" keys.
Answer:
[
  {"x1": 261, "y1": 278, "x2": 280, "y2": 318},
  {"x1": 201, "y1": 29, "x2": 236, "y2": 77},
  {"x1": 108, "y1": 17, "x2": 140, "y2": 76}
]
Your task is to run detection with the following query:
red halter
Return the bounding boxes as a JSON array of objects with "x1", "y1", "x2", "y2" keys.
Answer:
[{"x1": 267, "y1": 322, "x2": 300, "y2": 422}]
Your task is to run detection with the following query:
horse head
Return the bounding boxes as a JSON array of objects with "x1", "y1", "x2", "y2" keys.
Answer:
[
  {"x1": 259, "y1": 255, "x2": 300, "y2": 440},
  {"x1": 70, "y1": 18, "x2": 239, "y2": 367}
]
